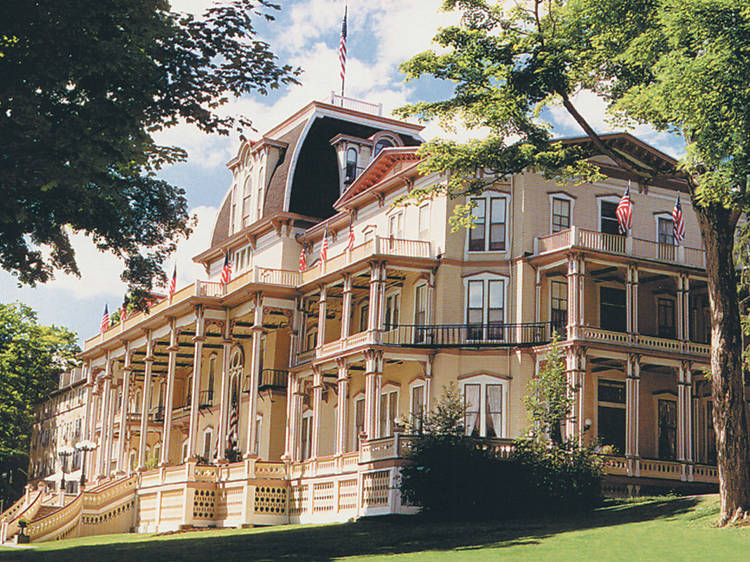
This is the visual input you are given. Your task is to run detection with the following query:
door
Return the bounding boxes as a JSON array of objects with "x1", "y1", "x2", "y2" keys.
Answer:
[{"x1": 658, "y1": 399, "x2": 677, "y2": 460}]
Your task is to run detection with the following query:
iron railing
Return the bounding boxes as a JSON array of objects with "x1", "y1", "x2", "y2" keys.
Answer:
[
  {"x1": 243, "y1": 369, "x2": 289, "y2": 393},
  {"x1": 379, "y1": 322, "x2": 553, "y2": 347}
]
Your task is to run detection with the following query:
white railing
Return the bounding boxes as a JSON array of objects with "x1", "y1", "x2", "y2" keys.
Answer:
[
  {"x1": 328, "y1": 92, "x2": 383, "y2": 116},
  {"x1": 254, "y1": 267, "x2": 298, "y2": 287},
  {"x1": 578, "y1": 326, "x2": 709, "y2": 356}
]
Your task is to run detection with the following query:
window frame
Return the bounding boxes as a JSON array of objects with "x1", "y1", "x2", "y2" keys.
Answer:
[
  {"x1": 459, "y1": 375, "x2": 508, "y2": 438},
  {"x1": 379, "y1": 384, "x2": 400, "y2": 437},
  {"x1": 418, "y1": 203, "x2": 430, "y2": 239},
  {"x1": 549, "y1": 193, "x2": 575, "y2": 233},
  {"x1": 409, "y1": 380, "x2": 426, "y2": 431},
  {"x1": 463, "y1": 273, "x2": 509, "y2": 341},
  {"x1": 598, "y1": 195, "x2": 622, "y2": 236},
  {"x1": 467, "y1": 192, "x2": 510, "y2": 253}
]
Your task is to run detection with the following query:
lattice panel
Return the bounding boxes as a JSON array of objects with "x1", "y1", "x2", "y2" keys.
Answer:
[
  {"x1": 254, "y1": 485, "x2": 287, "y2": 515},
  {"x1": 361, "y1": 470, "x2": 390, "y2": 508},
  {"x1": 337, "y1": 479, "x2": 358, "y2": 511},
  {"x1": 192, "y1": 488, "x2": 216, "y2": 521},
  {"x1": 289, "y1": 484, "x2": 308, "y2": 515},
  {"x1": 312, "y1": 481, "x2": 335, "y2": 513}
]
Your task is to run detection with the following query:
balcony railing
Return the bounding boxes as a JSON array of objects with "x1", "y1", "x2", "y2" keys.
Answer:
[
  {"x1": 578, "y1": 326, "x2": 710, "y2": 356},
  {"x1": 242, "y1": 369, "x2": 289, "y2": 393},
  {"x1": 379, "y1": 322, "x2": 553, "y2": 348},
  {"x1": 535, "y1": 226, "x2": 706, "y2": 268}
]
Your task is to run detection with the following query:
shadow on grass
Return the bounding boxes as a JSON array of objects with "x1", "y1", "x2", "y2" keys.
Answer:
[{"x1": 3, "y1": 497, "x2": 701, "y2": 562}]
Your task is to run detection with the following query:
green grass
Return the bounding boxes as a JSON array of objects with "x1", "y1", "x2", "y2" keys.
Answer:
[{"x1": 1, "y1": 495, "x2": 748, "y2": 561}]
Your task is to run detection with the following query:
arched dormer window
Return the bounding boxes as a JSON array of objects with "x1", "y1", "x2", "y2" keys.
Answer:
[
  {"x1": 345, "y1": 147, "x2": 358, "y2": 183},
  {"x1": 374, "y1": 138, "x2": 394, "y2": 156}
]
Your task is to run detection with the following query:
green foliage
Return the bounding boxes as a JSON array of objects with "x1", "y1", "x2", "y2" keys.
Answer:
[
  {"x1": 525, "y1": 334, "x2": 571, "y2": 445},
  {"x1": 409, "y1": 381, "x2": 466, "y2": 437},
  {"x1": 0, "y1": 302, "x2": 79, "y2": 504},
  {"x1": 0, "y1": 1, "x2": 301, "y2": 302},
  {"x1": 144, "y1": 451, "x2": 159, "y2": 471}
]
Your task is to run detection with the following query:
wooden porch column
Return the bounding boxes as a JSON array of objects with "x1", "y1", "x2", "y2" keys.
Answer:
[
  {"x1": 364, "y1": 350, "x2": 382, "y2": 439},
  {"x1": 340, "y1": 275, "x2": 352, "y2": 339},
  {"x1": 676, "y1": 275, "x2": 685, "y2": 341},
  {"x1": 678, "y1": 361, "x2": 694, "y2": 463},
  {"x1": 631, "y1": 268, "x2": 639, "y2": 335},
  {"x1": 426, "y1": 270, "x2": 435, "y2": 326},
  {"x1": 535, "y1": 269, "x2": 542, "y2": 323},
  {"x1": 138, "y1": 332, "x2": 154, "y2": 469},
  {"x1": 335, "y1": 360, "x2": 349, "y2": 455},
  {"x1": 367, "y1": 264, "x2": 380, "y2": 334},
  {"x1": 116, "y1": 347, "x2": 132, "y2": 474},
  {"x1": 283, "y1": 372, "x2": 297, "y2": 460},
  {"x1": 245, "y1": 295, "x2": 263, "y2": 457},
  {"x1": 316, "y1": 285, "x2": 327, "y2": 348},
  {"x1": 103, "y1": 376, "x2": 116, "y2": 477},
  {"x1": 625, "y1": 354, "x2": 641, "y2": 461},
  {"x1": 290, "y1": 374, "x2": 304, "y2": 461},
  {"x1": 377, "y1": 263, "x2": 388, "y2": 331},
  {"x1": 160, "y1": 319, "x2": 179, "y2": 466},
  {"x1": 82, "y1": 363, "x2": 93, "y2": 441},
  {"x1": 311, "y1": 367, "x2": 323, "y2": 459},
  {"x1": 682, "y1": 276, "x2": 690, "y2": 342},
  {"x1": 97, "y1": 359, "x2": 112, "y2": 478},
  {"x1": 565, "y1": 346, "x2": 586, "y2": 442},
  {"x1": 216, "y1": 312, "x2": 233, "y2": 462},
  {"x1": 424, "y1": 355, "x2": 433, "y2": 414},
  {"x1": 626, "y1": 266, "x2": 634, "y2": 334},
  {"x1": 566, "y1": 255, "x2": 579, "y2": 339},
  {"x1": 187, "y1": 307, "x2": 205, "y2": 460}
]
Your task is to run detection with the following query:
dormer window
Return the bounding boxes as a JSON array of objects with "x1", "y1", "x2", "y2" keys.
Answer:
[
  {"x1": 345, "y1": 148, "x2": 358, "y2": 183},
  {"x1": 374, "y1": 139, "x2": 394, "y2": 156}
]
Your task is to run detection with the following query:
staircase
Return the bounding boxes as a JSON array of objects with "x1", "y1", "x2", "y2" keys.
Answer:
[{"x1": 0, "y1": 475, "x2": 137, "y2": 544}]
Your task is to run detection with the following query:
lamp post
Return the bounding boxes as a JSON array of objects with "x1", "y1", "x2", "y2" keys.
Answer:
[
  {"x1": 75, "y1": 440, "x2": 97, "y2": 490},
  {"x1": 57, "y1": 445, "x2": 75, "y2": 493}
]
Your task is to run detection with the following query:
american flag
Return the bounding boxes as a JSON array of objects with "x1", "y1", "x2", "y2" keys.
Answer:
[
  {"x1": 120, "y1": 298, "x2": 128, "y2": 322},
  {"x1": 221, "y1": 252, "x2": 232, "y2": 284},
  {"x1": 228, "y1": 400, "x2": 239, "y2": 451},
  {"x1": 100, "y1": 304, "x2": 110, "y2": 333},
  {"x1": 347, "y1": 215, "x2": 355, "y2": 251},
  {"x1": 299, "y1": 244, "x2": 307, "y2": 272},
  {"x1": 321, "y1": 227, "x2": 329, "y2": 262},
  {"x1": 672, "y1": 193, "x2": 685, "y2": 244},
  {"x1": 338, "y1": 6, "x2": 347, "y2": 94},
  {"x1": 616, "y1": 182, "x2": 633, "y2": 234},
  {"x1": 168, "y1": 265, "x2": 177, "y2": 297}
]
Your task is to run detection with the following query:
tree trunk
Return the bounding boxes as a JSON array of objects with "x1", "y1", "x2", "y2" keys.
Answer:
[{"x1": 697, "y1": 205, "x2": 750, "y2": 525}]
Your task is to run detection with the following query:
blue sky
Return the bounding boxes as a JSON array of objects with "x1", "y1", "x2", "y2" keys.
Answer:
[{"x1": 0, "y1": 0, "x2": 684, "y2": 343}]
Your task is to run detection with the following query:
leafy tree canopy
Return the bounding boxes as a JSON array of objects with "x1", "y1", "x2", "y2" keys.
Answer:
[
  {"x1": 0, "y1": 0, "x2": 300, "y2": 304},
  {"x1": 525, "y1": 334, "x2": 571, "y2": 445},
  {"x1": 0, "y1": 302, "x2": 79, "y2": 503},
  {"x1": 396, "y1": 0, "x2": 750, "y2": 525}
]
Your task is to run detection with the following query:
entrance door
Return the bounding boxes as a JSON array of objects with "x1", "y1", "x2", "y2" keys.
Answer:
[
  {"x1": 598, "y1": 379, "x2": 626, "y2": 454},
  {"x1": 658, "y1": 399, "x2": 677, "y2": 460}
]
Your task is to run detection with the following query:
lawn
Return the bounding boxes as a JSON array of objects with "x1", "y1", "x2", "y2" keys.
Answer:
[{"x1": 1, "y1": 495, "x2": 748, "y2": 561}]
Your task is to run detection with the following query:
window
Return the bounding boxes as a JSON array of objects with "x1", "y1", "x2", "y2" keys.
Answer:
[
  {"x1": 658, "y1": 216, "x2": 675, "y2": 245},
  {"x1": 462, "y1": 378, "x2": 505, "y2": 437},
  {"x1": 354, "y1": 397, "x2": 365, "y2": 450},
  {"x1": 301, "y1": 411, "x2": 312, "y2": 460},
  {"x1": 414, "y1": 283, "x2": 428, "y2": 343},
  {"x1": 345, "y1": 148, "x2": 358, "y2": 183},
  {"x1": 388, "y1": 212, "x2": 403, "y2": 238},
  {"x1": 469, "y1": 195, "x2": 507, "y2": 251},
  {"x1": 374, "y1": 138, "x2": 393, "y2": 155},
  {"x1": 418, "y1": 204, "x2": 430, "y2": 239},
  {"x1": 551, "y1": 196, "x2": 572, "y2": 233},
  {"x1": 551, "y1": 281, "x2": 568, "y2": 336},
  {"x1": 255, "y1": 415, "x2": 262, "y2": 456},
  {"x1": 256, "y1": 168, "x2": 264, "y2": 220},
  {"x1": 359, "y1": 303, "x2": 369, "y2": 332},
  {"x1": 384, "y1": 293, "x2": 400, "y2": 330},
  {"x1": 202, "y1": 429, "x2": 213, "y2": 460},
  {"x1": 657, "y1": 399, "x2": 677, "y2": 460},
  {"x1": 207, "y1": 355, "x2": 216, "y2": 405},
  {"x1": 597, "y1": 379, "x2": 625, "y2": 454},
  {"x1": 379, "y1": 388, "x2": 399, "y2": 437},
  {"x1": 600, "y1": 287, "x2": 626, "y2": 332},
  {"x1": 657, "y1": 298, "x2": 675, "y2": 339},
  {"x1": 465, "y1": 275, "x2": 507, "y2": 341},
  {"x1": 363, "y1": 227, "x2": 375, "y2": 242},
  {"x1": 243, "y1": 176, "x2": 253, "y2": 226},
  {"x1": 304, "y1": 327, "x2": 317, "y2": 351},
  {"x1": 410, "y1": 383, "x2": 425, "y2": 431},
  {"x1": 600, "y1": 200, "x2": 620, "y2": 235}
]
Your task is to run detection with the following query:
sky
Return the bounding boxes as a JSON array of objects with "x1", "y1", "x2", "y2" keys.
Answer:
[{"x1": 0, "y1": 0, "x2": 684, "y2": 344}]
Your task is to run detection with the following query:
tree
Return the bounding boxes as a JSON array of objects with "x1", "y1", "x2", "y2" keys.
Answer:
[
  {"x1": 0, "y1": 302, "x2": 79, "y2": 505},
  {"x1": 525, "y1": 334, "x2": 571, "y2": 446},
  {"x1": 397, "y1": 0, "x2": 750, "y2": 524},
  {"x1": 0, "y1": 0, "x2": 300, "y2": 304}
]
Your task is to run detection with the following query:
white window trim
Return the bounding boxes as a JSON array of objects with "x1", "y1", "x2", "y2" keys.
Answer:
[
  {"x1": 654, "y1": 212, "x2": 674, "y2": 244},
  {"x1": 462, "y1": 272, "x2": 510, "y2": 325},
  {"x1": 383, "y1": 289, "x2": 401, "y2": 331},
  {"x1": 459, "y1": 375, "x2": 509, "y2": 438},
  {"x1": 202, "y1": 427, "x2": 214, "y2": 460},
  {"x1": 408, "y1": 378, "x2": 426, "y2": 422},
  {"x1": 597, "y1": 195, "x2": 622, "y2": 233},
  {"x1": 466, "y1": 192, "x2": 510, "y2": 253},
  {"x1": 301, "y1": 409, "x2": 313, "y2": 460},
  {"x1": 418, "y1": 202, "x2": 431, "y2": 239},
  {"x1": 353, "y1": 393, "x2": 365, "y2": 447},
  {"x1": 548, "y1": 193, "x2": 575, "y2": 234},
  {"x1": 379, "y1": 383, "x2": 400, "y2": 437},
  {"x1": 548, "y1": 278, "x2": 568, "y2": 332}
]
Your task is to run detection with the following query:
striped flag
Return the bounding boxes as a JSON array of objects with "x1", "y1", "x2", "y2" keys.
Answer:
[
  {"x1": 168, "y1": 265, "x2": 177, "y2": 297},
  {"x1": 120, "y1": 297, "x2": 128, "y2": 322},
  {"x1": 228, "y1": 400, "x2": 239, "y2": 451},
  {"x1": 100, "y1": 305, "x2": 110, "y2": 333},
  {"x1": 321, "y1": 227, "x2": 329, "y2": 262},
  {"x1": 338, "y1": 6, "x2": 347, "y2": 95},
  {"x1": 299, "y1": 245, "x2": 307, "y2": 272},
  {"x1": 221, "y1": 252, "x2": 232, "y2": 285},
  {"x1": 672, "y1": 193, "x2": 685, "y2": 244},
  {"x1": 616, "y1": 182, "x2": 633, "y2": 234},
  {"x1": 347, "y1": 215, "x2": 355, "y2": 251}
]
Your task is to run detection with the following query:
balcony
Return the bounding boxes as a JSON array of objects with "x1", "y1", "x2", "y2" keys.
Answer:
[
  {"x1": 577, "y1": 326, "x2": 710, "y2": 357},
  {"x1": 242, "y1": 369, "x2": 289, "y2": 393},
  {"x1": 380, "y1": 322, "x2": 553, "y2": 348},
  {"x1": 300, "y1": 236, "x2": 433, "y2": 286},
  {"x1": 535, "y1": 227, "x2": 706, "y2": 268}
]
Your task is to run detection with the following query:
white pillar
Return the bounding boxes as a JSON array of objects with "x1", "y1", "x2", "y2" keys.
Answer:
[
  {"x1": 535, "y1": 269, "x2": 542, "y2": 323},
  {"x1": 216, "y1": 317, "x2": 232, "y2": 461},
  {"x1": 311, "y1": 368, "x2": 323, "y2": 459},
  {"x1": 566, "y1": 255, "x2": 579, "y2": 339},
  {"x1": 682, "y1": 276, "x2": 690, "y2": 341},
  {"x1": 103, "y1": 379, "x2": 116, "y2": 477},
  {"x1": 245, "y1": 296, "x2": 263, "y2": 457},
  {"x1": 335, "y1": 360, "x2": 349, "y2": 455},
  {"x1": 367, "y1": 264, "x2": 380, "y2": 333},
  {"x1": 625, "y1": 355, "x2": 641, "y2": 460},
  {"x1": 117, "y1": 348, "x2": 132, "y2": 474},
  {"x1": 187, "y1": 307, "x2": 205, "y2": 460},
  {"x1": 678, "y1": 362, "x2": 693, "y2": 463},
  {"x1": 364, "y1": 351, "x2": 382, "y2": 439},
  {"x1": 138, "y1": 333, "x2": 154, "y2": 469},
  {"x1": 97, "y1": 360, "x2": 112, "y2": 478},
  {"x1": 317, "y1": 286, "x2": 327, "y2": 347},
  {"x1": 340, "y1": 275, "x2": 352, "y2": 339},
  {"x1": 161, "y1": 320, "x2": 179, "y2": 466},
  {"x1": 631, "y1": 268, "x2": 639, "y2": 335}
]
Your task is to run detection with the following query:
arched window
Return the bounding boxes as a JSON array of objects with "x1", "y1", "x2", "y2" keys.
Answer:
[
  {"x1": 243, "y1": 176, "x2": 253, "y2": 226},
  {"x1": 345, "y1": 148, "x2": 358, "y2": 182},
  {"x1": 374, "y1": 138, "x2": 393, "y2": 156},
  {"x1": 202, "y1": 428, "x2": 214, "y2": 460},
  {"x1": 229, "y1": 346, "x2": 244, "y2": 402}
]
